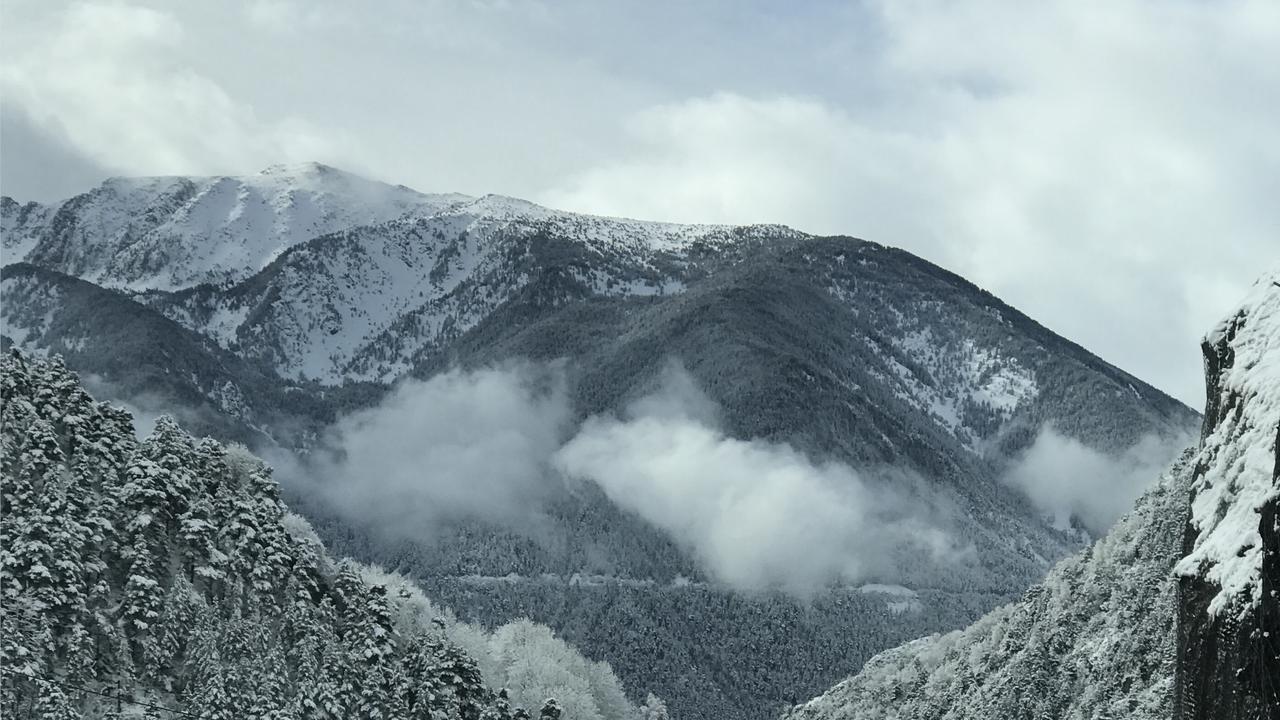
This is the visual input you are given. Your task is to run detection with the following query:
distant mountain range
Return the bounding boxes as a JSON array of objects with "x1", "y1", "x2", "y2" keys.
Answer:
[{"x1": 0, "y1": 164, "x2": 1201, "y2": 719}]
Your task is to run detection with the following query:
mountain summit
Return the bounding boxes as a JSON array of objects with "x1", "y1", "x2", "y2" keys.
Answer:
[{"x1": 1, "y1": 163, "x2": 468, "y2": 291}]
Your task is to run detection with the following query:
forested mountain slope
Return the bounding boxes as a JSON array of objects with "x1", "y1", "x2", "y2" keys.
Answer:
[
  {"x1": 782, "y1": 455, "x2": 1193, "y2": 720},
  {"x1": 0, "y1": 353, "x2": 647, "y2": 720},
  {"x1": 0, "y1": 165, "x2": 1202, "y2": 719},
  {"x1": 784, "y1": 271, "x2": 1280, "y2": 720}
]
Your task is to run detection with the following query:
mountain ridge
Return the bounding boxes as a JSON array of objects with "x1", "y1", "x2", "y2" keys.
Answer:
[{"x1": 0, "y1": 164, "x2": 1203, "y2": 720}]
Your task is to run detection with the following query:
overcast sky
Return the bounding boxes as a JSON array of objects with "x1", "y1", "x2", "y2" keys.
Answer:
[{"x1": 1, "y1": 0, "x2": 1275, "y2": 406}]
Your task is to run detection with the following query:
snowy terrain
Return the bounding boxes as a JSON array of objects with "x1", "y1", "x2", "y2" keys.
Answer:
[
  {"x1": 0, "y1": 354, "x2": 649, "y2": 719},
  {"x1": 1, "y1": 162, "x2": 466, "y2": 290},
  {"x1": 0, "y1": 163, "x2": 1203, "y2": 720},
  {"x1": 1174, "y1": 270, "x2": 1280, "y2": 617}
]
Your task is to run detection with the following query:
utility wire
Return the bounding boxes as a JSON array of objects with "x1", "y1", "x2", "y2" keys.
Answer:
[{"x1": 1, "y1": 665, "x2": 202, "y2": 718}]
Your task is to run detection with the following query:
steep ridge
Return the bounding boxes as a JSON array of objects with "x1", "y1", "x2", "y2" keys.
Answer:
[
  {"x1": 0, "y1": 352, "x2": 645, "y2": 719},
  {"x1": 0, "y1": 262, "x2": 356, "y2": 446},
  {"x1": 1174, "y1": 271, "x2": 1280, "y2": 718},
  {"x1": 0, "y1": 165, "x2": 1202, "y2": 719},
  {"x1": 783, "y1": 271, "x2": 1279, "y2": 720},
  {"x1": 141, "y1": 204, "x2": 779, "y2": 384}
]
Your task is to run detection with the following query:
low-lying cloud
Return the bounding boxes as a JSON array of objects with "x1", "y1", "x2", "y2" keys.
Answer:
[
  {"x1": 554, "y1": 364, "x2": 965, "y2": 597},
  {"x1": 80, "y1": 374, "x2": 219, "y2": 440},
  {"x1": 1001, "y1": 425, "x2": 1193, "y2": 536},
  {"x1": 283, "y1": 364, "x2": 571, "y2": 536},
  {"x1": 276, "y1": 360, "x2": 966, "y2": 597}
]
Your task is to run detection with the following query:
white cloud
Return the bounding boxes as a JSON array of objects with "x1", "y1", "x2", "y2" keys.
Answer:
[
  {"x1": 554, "y1": 364, "x2": 965, "y2": 597},
  {"x1": 0, "y1": 1, "x2": 339, "y2": 179},
  {"x1": 1001, "y1": 425, "x2": 1193, "y2": 536},
  {"x1": 281, "y1": 364, "x2": 571, "y2": 537}
]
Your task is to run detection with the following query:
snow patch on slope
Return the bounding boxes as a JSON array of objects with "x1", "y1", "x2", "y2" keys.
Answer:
[{"x1": 873, "y1": 325, "x2": 1039, "y2": 447}]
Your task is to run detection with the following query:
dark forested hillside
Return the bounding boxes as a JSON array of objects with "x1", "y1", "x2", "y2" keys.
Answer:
[
  {"x1": 781, "y1": 454, "x2": 1194, "y2": 720},
  {"x1": 0, "y1": 353, "x2": 644, "y2": 719},
  {"x1": 783, "y1": 272, "x2": 1280, "y2": 720}
]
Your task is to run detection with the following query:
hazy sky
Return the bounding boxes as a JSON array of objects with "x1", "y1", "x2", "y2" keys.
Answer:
[{"x1": 1, "y1": 0, "x2": 1276, "y2": 406}]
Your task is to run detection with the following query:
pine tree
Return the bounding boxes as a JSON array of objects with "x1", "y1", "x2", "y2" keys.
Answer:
[
  {"x1": 0, "y1": 354, "x2": 534, "y2": 720},
  {"x1": 120, "y1": 533, "x2": 165, "y2": 677},
  {"x1": 31, "y1": 677, "x2": 80, "y2": 720},
  {"x1": 0, "y1": 396, "x2": 37, "y2": 514},
  {"x1": 538, "y1": 698, "x2": 562, "y2": 720},
  {"x1": 400, "y1": 631, "x2": 450, "y2": 719},
  {"x1": 140, "y1": 416, "x2": 196, "y2": 529},
  {"x1": 440, "y1": 640, "x2": 487, "y2": 720},
  {"x1": 640, "y1": 693, "x2": 670, "y2": 720},
  {"x1": 483, "y1": 688, "x2": 515, "y2": 720}
]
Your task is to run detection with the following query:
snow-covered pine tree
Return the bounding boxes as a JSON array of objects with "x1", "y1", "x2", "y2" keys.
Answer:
[
  {"x1": 1, "y1": 352, "x2": 542, "y2": 719},
  {"x1": 539, "y1": 698, "x2": 563, "y2": 720}
]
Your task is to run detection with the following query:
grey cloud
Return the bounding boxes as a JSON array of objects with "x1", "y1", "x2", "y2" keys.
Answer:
[
  {"x1": 79, "y1": 374, "x2": 224, "y2": 440},
  {"x1": 0, "y1": 106, "x2": 112, "y2": 203},
  {"x1": 1001, "y1": 425, "x2": 1194, "y2": 536}
]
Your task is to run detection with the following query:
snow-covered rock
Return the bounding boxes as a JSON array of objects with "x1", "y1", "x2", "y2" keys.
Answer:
[
  {"x1": 1173, "y1": 269, "x2": 1280, "y2": 719},
  {"x1": 783, "y1": 270, "x2": 1280, "y2": 720},
  {"x1": 1174, "y1": 270, "x2": 1280, "y2": 616}
]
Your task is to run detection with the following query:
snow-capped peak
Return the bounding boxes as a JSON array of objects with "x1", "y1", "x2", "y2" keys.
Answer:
[
  {"x1": 257, "y1": 160, "x2": 337, "y2": 176},
  {"x1": 2, "y1": 164, "x2": 469, "y2": 291}
]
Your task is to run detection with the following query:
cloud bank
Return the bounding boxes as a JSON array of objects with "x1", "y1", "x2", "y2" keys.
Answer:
[
  {"x1": 284, "y1": 364, "x2": 571, "y2": 536},
  {"x1": 274, "y1": 361, "x2": 965, "y2": 596},
  {"x1": 554, "y1": 364, "x2": 965, "y2": 596},
  {"x1": 1001, "y1": 425, "x2": 1193, "y2": 536}
]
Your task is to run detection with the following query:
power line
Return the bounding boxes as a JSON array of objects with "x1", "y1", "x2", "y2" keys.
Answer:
[{"x1": 1, "y1": 666, "x2": 202, "y2": 718}]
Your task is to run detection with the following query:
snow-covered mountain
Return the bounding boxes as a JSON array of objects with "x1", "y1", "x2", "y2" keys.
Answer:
[
  {"x1": 1, "y1": 162, "x2": 467, "y2": 291},
  {"x1": 783, "y1": 271, "x2": 1280, "y2": 720},
  {"x1": 0, "y1": 164, "x2": 1203, "y2": 720},
  {"x1": 145, "y1": 196, "x2": 789, "y2": 384}
]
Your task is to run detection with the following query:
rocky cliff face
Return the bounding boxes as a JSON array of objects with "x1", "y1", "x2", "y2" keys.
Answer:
[
  {"x1": 1174, "y1": 273, "x2": 1280, "y2": 719},
  {"x1": 783, "y1": 272, "x2": 1279, "y2": 720}
]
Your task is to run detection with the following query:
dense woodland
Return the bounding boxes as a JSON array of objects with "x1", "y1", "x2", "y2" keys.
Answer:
[
  {"x1": 784, "y1": 454, "x2": 1193, "y2": 720},
  {"x1": 0, "y1": 353, "x2": 653, "y2": 719}
]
